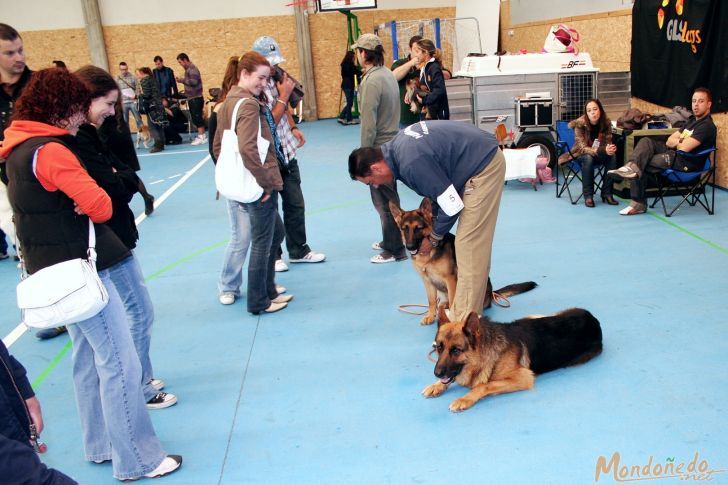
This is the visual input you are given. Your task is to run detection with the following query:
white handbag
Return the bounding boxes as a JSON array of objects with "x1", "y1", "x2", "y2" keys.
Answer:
[
  {"x1": 215, "y1": 98, "x2": 270, "y2": 203},
  {"x1": 16, "y1": 221, "x2": 109, "y2": 329}
]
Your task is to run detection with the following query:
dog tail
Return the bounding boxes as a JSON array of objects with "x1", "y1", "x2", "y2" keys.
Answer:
[{"x1": 494, "y1": 281, "x2": 538, "y2": 298}]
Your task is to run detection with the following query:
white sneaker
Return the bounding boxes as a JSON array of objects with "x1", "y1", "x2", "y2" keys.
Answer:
[
  {"x1": 275, "y1": 259, "x2": 289, "y2": 272},
  {"x1": 219, "y1": 292, "x2": 236, "y2": 305},
  {"x1": 146, "y1": 392, "x2": 177, "y2": 410},
  {"x1": 144, "y1": 455, "x2": 182, "y2": 479},
  {"x1": 289, "y1": 251, "x2": 326, "y2": 263},
  {"x1": 190, "y1": 134, "x2": 207, "y2": 146},
  {"x1": 275, "y1": 284, "x2": 287, "y2": 294},
  {"x1": 149, "y1": 378, "x2": 165, "y2": 391}
]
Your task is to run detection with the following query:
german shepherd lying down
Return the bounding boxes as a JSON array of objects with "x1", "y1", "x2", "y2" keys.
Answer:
[
  {"x1": 390, "y1": 198, "x2": 536, "y2": 324},
  {"x1": 423, "y1": 305, "x2": 603, "y2": 412}
]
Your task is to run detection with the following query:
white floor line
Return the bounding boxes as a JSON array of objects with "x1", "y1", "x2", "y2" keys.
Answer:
[
  {"x1": 4, "y1": 155, "x2": 211, "y2": 348},
  {"x1": 137, "y1": 148, "x2": 208, "y2": 157}
]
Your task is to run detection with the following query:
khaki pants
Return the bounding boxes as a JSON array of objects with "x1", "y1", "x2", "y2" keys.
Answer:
[{"x1": 450, "y1": 149, "x2": 506, "y2": 321}]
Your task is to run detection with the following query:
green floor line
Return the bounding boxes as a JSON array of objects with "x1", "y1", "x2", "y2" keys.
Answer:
[
  {"x1": 31, "y1": 239, "x2": 229, "y2": 390},
  {"x1": 647, "y1": 210, "x2": 728, "y2": 254}
]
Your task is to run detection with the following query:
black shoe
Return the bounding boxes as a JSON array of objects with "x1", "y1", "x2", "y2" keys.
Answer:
[
  {"x1": 601, "y1": 195, "x2": 618, "y2": 205},
  {"x1": 585, "y1": 197, "x2": 595, "y2": 208},
  {"x1": 149, "y1": 146, "x2": 164, "y2": 153},
  {"x1": 144, "y1": 195, "x2": 155, "y2": 216},
  {"x1": 0, "y1": 252, "x2": 8, "y2": 260},
  {"x1": 36, "y1": 326, "x2": 68, "y2": 340}
]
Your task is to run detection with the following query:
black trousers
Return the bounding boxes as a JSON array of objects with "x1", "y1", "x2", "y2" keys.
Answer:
[
  {"x1": 370, "y1": 181, "x2": 406, "y2": 257},
  {"x1": 276, "y1": 159, "x2": 311, "y2": 260}
]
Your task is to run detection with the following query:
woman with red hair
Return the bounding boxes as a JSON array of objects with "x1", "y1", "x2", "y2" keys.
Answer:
[{"x1": 0, "y1": 68, "x2": 181, "y2": 481}]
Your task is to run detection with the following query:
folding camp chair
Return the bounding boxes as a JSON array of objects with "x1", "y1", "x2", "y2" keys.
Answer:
[
  {"x1": 554, "y1": 120, "x2": 605, "y2": 204},
  {"x1": 648, "y1": 147, "x2": 716, "y2": 217}
]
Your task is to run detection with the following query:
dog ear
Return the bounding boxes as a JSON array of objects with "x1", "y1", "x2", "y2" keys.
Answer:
[
  {"x1": 388, "y1": 201, "x2": 403, "y2": 224},
  {"x1": 437, "y1": 304, "x2": 449, "y2": 326},
  {"x1": 419, "y1": 198, "x2": 433, "y2": 219},
  {"x1": 462, "y1": 312, "x2": 481, "y2": 347}
]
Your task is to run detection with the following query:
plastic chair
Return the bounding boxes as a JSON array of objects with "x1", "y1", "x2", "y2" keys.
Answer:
[
  {"x1": 648, "y1": 147, "x2": 716, "y2": 217},
  {"x1": 554, "y1": 120, "x2": 605, "y2": 204}
]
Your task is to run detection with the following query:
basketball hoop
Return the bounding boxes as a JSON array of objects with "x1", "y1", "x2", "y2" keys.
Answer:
[{"x1": 285, "y1": 0, "x2": 318, "y2": 10}]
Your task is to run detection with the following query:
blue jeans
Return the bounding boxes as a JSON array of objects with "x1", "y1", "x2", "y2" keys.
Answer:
[
  {"x1": 107, "y1": 254, "x2": 157, "y2": 401},
  {"x1": 219, "y1": 198, "x2": 252, "y2": 296},
  {"x1": 341, "y1": 88, "x2": 355, "y2": 121},
  {"x1": 578, "y1": 152, "x2": 617, "y2": 197},
  {"x1": 66, "y1": 269, "x2": 165, "y2": 480},
  {"x1": 122, "y1": 101, "x2": 144, "y2": 130},
  {"x1": 245, "y1": 192, "x2": 285, "y2": 313}
]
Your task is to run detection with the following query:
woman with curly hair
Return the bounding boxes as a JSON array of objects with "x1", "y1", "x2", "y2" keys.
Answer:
[{"x1": 0, "y1": 68, "x2": 182, "y2": 481}]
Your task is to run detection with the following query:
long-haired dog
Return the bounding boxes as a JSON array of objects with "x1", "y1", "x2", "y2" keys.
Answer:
[
  {"x1": 390, "y1": 198, "x2": 536, "y2": 324},
  {"x1": 423, "y1": 305, "x2": 603, "y2": 412},
  {"x1": 404, "y1": 78, "x2": 430, "y2": 119},
  {"x1": 135, "y1": 125, "x2": 153, "y2": 149}
]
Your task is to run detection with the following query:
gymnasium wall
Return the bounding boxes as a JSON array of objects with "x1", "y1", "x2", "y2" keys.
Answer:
[{"x1": 499, "y1": 0, "x2": 726, "y2": 188}]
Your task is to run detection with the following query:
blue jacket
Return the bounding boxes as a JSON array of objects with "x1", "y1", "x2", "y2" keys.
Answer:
[{"x1": 380, "y1": 120, "x2": 498, "y2": 237}]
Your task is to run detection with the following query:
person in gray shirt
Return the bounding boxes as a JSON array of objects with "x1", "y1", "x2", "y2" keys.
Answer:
[{"x1": 352, "y1": 33, "x2": 406, "y2": 263}]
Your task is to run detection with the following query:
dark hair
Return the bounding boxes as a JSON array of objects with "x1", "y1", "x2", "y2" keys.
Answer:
[
  {"x1": 52, "y1": 60, "x2": 67, "y2": 70},
  {"x1": 0, "y1": 23, "x2": 20, "y2": 42},
  {"x1": 137, "y1": 66, "x2": 153, "y2": 77},
  {"x1": 119, "y1": 61, "x2": 128, "y2": 67},
  {"x1": 415, "y1": 39, "x2": 442, "y2": 64},
  {"x1": 694, "y1": 87, "x2": 712, "y2": 103},
  {"x1": 12, "y1": 68, "x2": 91, "y2": 128},
  {"x1": 74, "y1": 65, "x2": 118, "y2": 99},
  {"x1": 341, "y1": 50, "x2": 355, "y2": 66},
  {"x1": 348, "y1": 146, "x2": 383, "y2": 179},
  {"x1": 153, "y1": 55, "x2": 163, "y2": 63},
  {"x1": 357, "y1": 45, "x2": 385, "y2": 67},
  {"x1": 219, "y1": 56, "x2": 240, "y2": 103},
  {"x1": 176, "y1": 53, "x2": 190, "y2": 62},
  {"x1": 583, "y1": 98, "x2": 610, "y2": 133},
  {"x1": 408, "y1": 35, "x2": 423, "y2": 48}
]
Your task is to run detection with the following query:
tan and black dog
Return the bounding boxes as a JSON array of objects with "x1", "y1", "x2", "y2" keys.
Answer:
[
  {"x1": 423, "y1": 305, "x2": 603, "y2": 412},
  {"x1": 389, "y1": 198, "x2": 536, "y2": 324},
  {"x1": 404, "y1": 78, "x2": 430, "y2": 119}
]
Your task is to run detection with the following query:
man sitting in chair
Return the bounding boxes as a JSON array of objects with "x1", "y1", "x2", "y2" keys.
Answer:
[{"x1": 607, "y1": 87, "x2": 716, "y2": 215}]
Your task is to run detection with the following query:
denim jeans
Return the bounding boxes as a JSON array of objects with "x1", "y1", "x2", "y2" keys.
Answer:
[
  {"x1": 245, "y1": 192, "x2": 285, "y2": 313},
  {"x1": 122, "y1": 102, "x2": 144, "y2": 130},
  {"x1": 341, "y1": 88, "x2": 355, "y2": 121},
  {"x1": 219, "y1": 198, "x2": 252, "y2": 296},
  {"x1": 276, "y1": 158, "x2": 311, "y2": 260},
  {"x1": 578, "y1": 152, "x2": 617, "y2": 197},
  {"x1": 0, "y1": 228, "x2": 7, "y2": 253},
  {"x1": 66, "y1": 269, "x2": 165, "y2": 480},
  {"x1": 107, "y1": 253, "x2": 157, "y2": 401},
  {"x1": 370, "y1": 181, "x2": 405, "y2": 257}
]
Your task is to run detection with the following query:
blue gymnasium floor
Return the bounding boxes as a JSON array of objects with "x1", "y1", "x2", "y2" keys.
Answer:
[{"x1": 1, "y1": 119, "x2": 727, "y2": 485}]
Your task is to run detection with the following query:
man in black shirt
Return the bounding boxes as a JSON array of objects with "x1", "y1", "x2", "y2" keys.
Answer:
[{"x1": 608, "y1": 87, "x2": 717, "y2": 215}]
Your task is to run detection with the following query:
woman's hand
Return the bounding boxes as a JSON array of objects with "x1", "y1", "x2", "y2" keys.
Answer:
[
  {"x1": 73, "y1": 203, "x2": 86, "y2": 215},
  {"x1": 606, "y1": 143, "x2": 617, "y2": 156},
  {"x1": 261, "y1": 193, "x2": 271, "y2": 203},
  {"x1": 25, "y1": 396, "x2": 44, "y2": 436}
]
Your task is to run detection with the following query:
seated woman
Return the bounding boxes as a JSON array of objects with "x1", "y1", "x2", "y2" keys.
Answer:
[{"x1": 559, "y1": 98, "x2": 618, "y2": 207}]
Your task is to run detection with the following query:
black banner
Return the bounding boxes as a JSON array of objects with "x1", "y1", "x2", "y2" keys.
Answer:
[{"x1": 631, "y1": 0, "x2": 727, "y2": 113}]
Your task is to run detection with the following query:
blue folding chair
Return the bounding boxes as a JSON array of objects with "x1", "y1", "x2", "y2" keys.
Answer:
[
  {"x1": 648, "y1": 147, "x2": 716, "y2": 217},
  {"x1": 554, "y1": 120, "x2": 605, "y2": 204}
]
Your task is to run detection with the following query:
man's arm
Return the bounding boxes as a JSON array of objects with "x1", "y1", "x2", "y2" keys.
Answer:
[
  {"x1": 666, "y1": 128, "x2": 702, "y2": 152},
  {"x1": 392, "y1": 57, "x2": 417, "y2": 81},
  {"x1": 359, "y1": 80, "x2": 378, "y2": 147}
]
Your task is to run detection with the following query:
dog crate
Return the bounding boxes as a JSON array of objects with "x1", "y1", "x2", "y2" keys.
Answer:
[{"x1": 448, "y1": 52, "x2": 599, "y2": 167}]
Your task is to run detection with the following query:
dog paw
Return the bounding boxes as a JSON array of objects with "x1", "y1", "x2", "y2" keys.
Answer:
[
  {"x1": 449, "y1": 397, "x2": 475, "y2": 412},
  {"x1": 420, "y1": 314, "x2": 436, "y2": 325},
  {"x1": 422, "y1": 382, "x2": 446, "y2": 398}
]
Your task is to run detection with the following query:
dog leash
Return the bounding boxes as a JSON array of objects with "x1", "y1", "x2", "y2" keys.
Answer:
[
  {"x1": 399, "y1": 292, "x2": 511, "y2": 315},
  {"x1": 491, "y1": 291, "x2": 511, "y2": 308},
  {"x1": 398, "y1": 304, "x2": 428, "y2": 315}
]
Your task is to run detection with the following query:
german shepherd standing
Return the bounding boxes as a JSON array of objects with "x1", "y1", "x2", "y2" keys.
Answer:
[
  {"x1": 389, "y1": 198, "x2": 536, "y2": 324},
  {"x1": 423, "y1": 305, "x2": 603, "y2": 412}
]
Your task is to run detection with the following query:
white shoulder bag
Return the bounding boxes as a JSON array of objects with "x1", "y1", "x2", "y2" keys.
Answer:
[
  {"x1": 215, "y1": 98, "x2": 270, "y2": 203},
  {"x1": 16, "y1": 220, "x2": 109, "y2": 329}
]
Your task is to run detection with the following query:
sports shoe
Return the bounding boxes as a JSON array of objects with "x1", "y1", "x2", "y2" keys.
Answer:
[
  {"x1": 142, "y1": 455, "x2": 182, "y2": 479},
  {"x1": 219, "y1": 292, "x2": 236, "y2": 305},
  {"x1": 146, "y1": 392, "x2": 177, "y2": 410},
  {"x1": 275, "y1": 284, "x2": 286, "y2": 294},
  {"x1": 272, "y1": 294, "x2": 294, "y2": 304},
  {"x1": 370, "y1": 252, "x2": 407, "y2": 264},
  {"x1": 149, "y1": 378, "x2": 165, "y2": 391},
  {"x1": 289, "y1": 251, "x2": 325, "y2": 263},
  {"x1": 275, "y1": 259, "x2": 289, "y2": 272},
  {"x1": 607, "y1": 165, "x2": 638, "y2": 180},
  {"x1": 36, "y1": 326, "x2": 68, "y2": 340},
  {"x1": 190, "y1": 134, "x2": 207, "y2": 146},
  {"x1": 371, "y1": 241, "x2": 383, "y2": 250}
]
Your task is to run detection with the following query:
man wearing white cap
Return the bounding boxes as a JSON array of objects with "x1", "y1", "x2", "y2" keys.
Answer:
[
  {"x1": 251, "y1": 36, "x2": 326, "y2": 270},
  {"x1": 351, "y1": 33, "x2": 406, "y2": 264}
]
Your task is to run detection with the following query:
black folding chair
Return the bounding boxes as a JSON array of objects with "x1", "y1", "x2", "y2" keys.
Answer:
[{"x1": 649, "y1": 147, "x2": 716, "y2": 217}]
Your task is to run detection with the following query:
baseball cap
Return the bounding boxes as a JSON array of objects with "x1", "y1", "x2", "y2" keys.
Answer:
[
  {"x1": 351, "y1": 33, "x2": 382, "y2": 51},
  {"x1": 252, "y1": 36, "x2": 285, "y2": 65}
]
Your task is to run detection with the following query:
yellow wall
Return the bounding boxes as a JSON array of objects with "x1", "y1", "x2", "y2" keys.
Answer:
[{"x1": 499, "y1": 0, "x2": 726, "y2": 188}]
